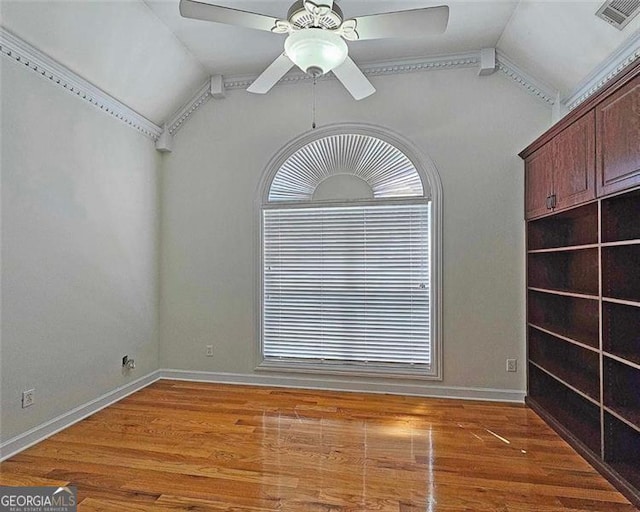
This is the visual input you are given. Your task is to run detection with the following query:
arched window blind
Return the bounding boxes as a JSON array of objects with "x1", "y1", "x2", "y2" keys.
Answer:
[
  {"x1": 268, "y1": 133, "x2": 425, "y2": 201},
  {"x1": 261, "y1": 132, "x2": 436, "y2": 377}
]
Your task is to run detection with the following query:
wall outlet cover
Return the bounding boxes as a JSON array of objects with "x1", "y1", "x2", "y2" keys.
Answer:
[
  {"x1": 22, "y1": 389, "x2": 35, "y2": 408},
  {"x1": 506, "y1": 359, "x2": 518, "y2": 372}
]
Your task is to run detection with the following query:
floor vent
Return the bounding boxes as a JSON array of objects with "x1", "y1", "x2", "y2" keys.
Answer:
[{"x1": 596, "y1": 0, "x2": 640, "y2": 29}]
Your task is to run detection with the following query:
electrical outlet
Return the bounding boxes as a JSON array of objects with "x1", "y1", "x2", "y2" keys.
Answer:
[
  {"x1": 206, "y1": 345, "x2": 214, "y2": 357},
  {"x1": 22, "y1": 389, "x2": 35, "y2": 408},
  {"x1": 122, "y1": 355, "x2": 135, "y2": 370},
  {"x1": 506, "y1": 359, "x2": 518, "y2": 372}
]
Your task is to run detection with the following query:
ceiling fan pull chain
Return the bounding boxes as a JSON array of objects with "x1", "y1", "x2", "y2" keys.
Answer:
[{"x1": 312, "y1": 75, "x2": 317, "y2": 129}]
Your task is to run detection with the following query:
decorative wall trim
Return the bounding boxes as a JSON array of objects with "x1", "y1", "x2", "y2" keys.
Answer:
[
  {"x1": 353, "y1": 52, "x2": 481, "y2": 78},
  {"x1": 0, "y1": 27, "x2": 162, "y2": 141},
  {"x1": 563, "y1": 28, "x2": 640, "y2": 110},
  {"x1": 225, "y1": 51, "x2": 556, "y2": 107},
  {"x1": 496, "y1": 50, "x2": 557, "y2": 105},
  {"x1": 160, "y1": 369, "x2": 526, "y2": 403},
  {"x1": 0, "y1": 370, "x2": 162, "y2": 462},
  {"x1": 166, "y1": 80, "x2": 213, "y2": 135},
  {"x1": 224, "y1": 51, "x2": 481, "y2": 91}
]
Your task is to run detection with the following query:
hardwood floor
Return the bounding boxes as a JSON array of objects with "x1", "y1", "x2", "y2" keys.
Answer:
[{"x1": 0, "y1": 380, "x2": 636, "y2": 511}]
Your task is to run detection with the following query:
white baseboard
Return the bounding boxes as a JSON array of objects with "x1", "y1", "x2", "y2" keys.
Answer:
[
  {"x1": 0, "y1": 368, "x2": 525, "y2": 461},
  {"x1": 159, "y1": 369, "x2": 526, "y2": 403},
  {"x1": 0, "y1": 370, "x2": 162, "y2": 462}
]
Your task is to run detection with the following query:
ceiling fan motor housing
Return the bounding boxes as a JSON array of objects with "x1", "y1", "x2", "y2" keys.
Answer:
[{"x1": 287, "y1": 0, "x2": 343, "y2": 29}]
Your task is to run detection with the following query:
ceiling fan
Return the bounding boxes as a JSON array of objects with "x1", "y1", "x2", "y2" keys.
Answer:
[{"x1": 179, "y1": 0, "x2": 450, "y2": 100}]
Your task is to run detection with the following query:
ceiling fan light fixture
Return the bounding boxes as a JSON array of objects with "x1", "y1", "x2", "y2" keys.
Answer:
[{"x1": 284, "y1": 28, "x2": 348, "y2": 76}]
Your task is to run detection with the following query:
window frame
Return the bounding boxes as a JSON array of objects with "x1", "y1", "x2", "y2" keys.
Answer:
[{"x1": 255, "y1": 124, "x2": 443, "y2": 381}]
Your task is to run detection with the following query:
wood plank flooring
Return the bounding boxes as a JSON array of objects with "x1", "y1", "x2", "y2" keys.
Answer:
[{"x1": 0, "y1": 380, "x2": 636, "y2": 511}]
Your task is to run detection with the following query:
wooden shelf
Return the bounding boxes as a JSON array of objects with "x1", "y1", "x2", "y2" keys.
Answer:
[
  {"x1": 529, "y1": 364, "x2": 601, "y2": 455},
  {"x1": 528, "y1": 287, "x2": 599, "y2": 301},
  {"x1": 528, "y1": 249, "x2": 599, "y2": 296},
  {"x1": 529, "y1": 327, "x2": 600, "y2": 401},
  {"x1": 603, "y1": 297, "x2": 640, "y2": 308},
  {"x1": 601, "y1": 239, "x2": 640, "y2": 247},
  {"x1": 604, "y1": 352, "x2": 640, "y2": 371},
  {"x1": 528, "y1": 243, "x2": 598, "y2": 254},
  {"x1": 530, "y1": 361, "x2": 599, "y2": 406},
  {"x1": 529, "y1": 324, "x2": 599, "y2": 353},
  {"x1": 604, "y1": 357, "x2": 640, "y2": 431},
  {"x1": 602, "y1": 189, "x2": 640, "y2": 243},
  {"x1": 603, "y1": 301, "x2": 640, "y2": 366},
  {"x1": 605, "y1": 407, "x2": 640, "y2": 435},
  {"x1": 528, "y1": 202, "x2": 598, "y2": 250},
  {"x1": 605, "y1": 412, "x2": 640, "y2": 492},
  {"x1": 528, "y1": 290, "x2": 600, "y2": 349},
  {"x1": 602, "y1": 244, "x2": 640, "y2": 303}
]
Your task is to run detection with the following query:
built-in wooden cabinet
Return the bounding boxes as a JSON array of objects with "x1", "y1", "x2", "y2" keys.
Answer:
[
  {"x1": 597, "y1": 76, "x2": 640, "y2": 196},
  {"x1": 553, "y1": 111, "x2": 596, "y2": 211},
  {"x1": 524, "y1": 112, "x2": 595, "y2": 219},
  {"x1": 521, "y1": 60, "x2": 640, "y2": 507},
  {"x1": 525, "y1": 191, "x2": 640, "y2": 506},
  {"x1": 525, "y1": 143, "x2": 553, "y2": 219}
]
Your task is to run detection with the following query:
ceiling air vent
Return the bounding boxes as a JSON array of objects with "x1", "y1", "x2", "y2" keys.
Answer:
[{"x1": 596, "y1": 0, "x2": 640, "y2": 30}]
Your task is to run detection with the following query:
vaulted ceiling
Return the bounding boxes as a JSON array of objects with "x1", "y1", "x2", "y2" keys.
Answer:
[{"x1": 1, "y1": 0, "x2": 639, "y2": 125}]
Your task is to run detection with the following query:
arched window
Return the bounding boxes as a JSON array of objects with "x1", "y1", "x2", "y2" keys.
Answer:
[{"x1": 258, "y1": 125, "x2": 441, "y2": 379}]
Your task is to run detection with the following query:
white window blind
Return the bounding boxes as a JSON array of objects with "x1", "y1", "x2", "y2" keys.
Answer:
[{"x1": 262, "y1": 202, "x2": 431, "y2": 372}]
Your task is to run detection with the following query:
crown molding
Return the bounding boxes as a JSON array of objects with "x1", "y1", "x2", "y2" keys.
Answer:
[
  {"x1": 0, "y1": 27, "x2": 162, "y2": 141},
  {"x1": 224, "y1": 51, "x2": 481, "y2": 91},
  {"x1": 562, "y1": 28, "x2": 640, "y2": 111},
  {"x1": 225, "y1": 51, "x2": 557, "y2": 107},
  {"x1": 495, "y1": 50, "x2": 557, "y2": 105},
  {"x1": 166, "y1": 80, "x2": 213, "y2": 136}
]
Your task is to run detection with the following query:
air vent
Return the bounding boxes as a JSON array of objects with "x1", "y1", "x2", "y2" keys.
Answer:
[{"x1": 596, "y1": 0, "x2": 640, "y2": 30}]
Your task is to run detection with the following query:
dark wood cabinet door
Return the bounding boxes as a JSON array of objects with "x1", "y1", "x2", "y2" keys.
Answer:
[
  {"x1": 596, "y1": 76, "x2": 640, "y2": 196},
  {"x1": 553, "y1": 111, "x2": 596, "y2": 211},
  {"x1": 525, "y1": 143, "x2": 553, "y2": 219}
]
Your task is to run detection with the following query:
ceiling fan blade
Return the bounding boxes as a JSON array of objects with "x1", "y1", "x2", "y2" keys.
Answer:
[
  {"x1": 349, "y1": 5, "x2": 449, "y2": 41},
  {"x1": 179, "y1": 0, "x2": 280, "y2": 32},
  {"x1": 332, "y1": 57, "x2": 375, "y2": 100},
  {"x1": 247, "y1": 54, "x2": 295, "y2": 94}
]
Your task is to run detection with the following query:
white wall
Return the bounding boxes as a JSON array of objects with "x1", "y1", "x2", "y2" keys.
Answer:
[
  {"x1": 1, "y1": 57, "x2": 159, "y2": 442},
  {"x1": 159, "y1": 68, "x2": 551, "y2": 395}
]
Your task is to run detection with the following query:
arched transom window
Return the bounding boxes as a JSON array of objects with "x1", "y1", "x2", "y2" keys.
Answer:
[{"x1": 259, "y1": 129, "x2": 440, "y2": 378}]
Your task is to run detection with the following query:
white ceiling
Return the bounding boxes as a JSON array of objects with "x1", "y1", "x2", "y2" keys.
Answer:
[
  {"x1": 499, "y1": 1, "x2": 640, "y2": 94},
  {"x1": 1, "y1": 0, "x2": 639, "y2": 124}
]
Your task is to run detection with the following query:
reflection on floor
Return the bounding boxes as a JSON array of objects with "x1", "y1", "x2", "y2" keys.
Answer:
[{"x1": 0, "y1": 380, "x2": 635, "y2": 511}]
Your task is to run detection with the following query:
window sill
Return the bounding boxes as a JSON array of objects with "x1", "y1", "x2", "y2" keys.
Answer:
[{"x1": 256, "y1": 359, "x2": 441, "y2": 381}]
